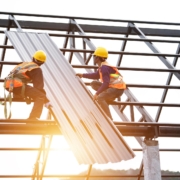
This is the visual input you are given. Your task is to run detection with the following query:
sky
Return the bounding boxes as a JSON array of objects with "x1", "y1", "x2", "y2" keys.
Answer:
[
  {"x1": 0, "y1": 0, "x2": 180, "y2": 178},
  {"x1": 0, "y1": 0, "x2": 180, "y2": 23}
]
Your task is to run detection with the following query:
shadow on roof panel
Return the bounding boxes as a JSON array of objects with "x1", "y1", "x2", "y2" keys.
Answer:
[{"x1": 5, "y1": 31, "x2": 135, "y2": 164}]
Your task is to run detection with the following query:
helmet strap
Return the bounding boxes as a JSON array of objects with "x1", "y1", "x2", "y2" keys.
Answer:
[
  {"x1": 99, "y1": 57, "x2": 106, "y2": 62},
  {"x1": 33, "y1": 58, "x2": 44, "y2": 66}
]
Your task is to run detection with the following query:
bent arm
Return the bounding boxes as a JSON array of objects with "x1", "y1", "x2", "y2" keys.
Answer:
[{"x1": 83, "y1": 70, "x2": 100, "y2": 79}]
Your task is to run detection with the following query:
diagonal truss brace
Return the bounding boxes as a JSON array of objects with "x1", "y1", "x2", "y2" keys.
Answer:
[{"x1": 129, "y1": 22, "x2": 180, "y2": 80}]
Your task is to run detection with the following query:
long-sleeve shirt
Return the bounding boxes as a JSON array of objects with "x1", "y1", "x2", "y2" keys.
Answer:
[
  {"x1": 26, "y1": 68, "x2": 49, "y2": 103},
  {"x1": 83, "y1": 65, "x2": 117, "y2": 95}
]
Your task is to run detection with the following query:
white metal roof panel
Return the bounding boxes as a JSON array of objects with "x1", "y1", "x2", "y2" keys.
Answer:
[{"x1": 5, "y1": 31, "x2": 135, "y2": 164}]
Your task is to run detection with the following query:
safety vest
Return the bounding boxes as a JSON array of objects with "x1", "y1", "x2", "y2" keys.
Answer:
[
  {"x1": 4, "y1": 62, "x2": 39, "y2": 91},
  {"x1": 2, "y1": 62, "x2": 39, "y2": 119},
  {"x1": 99, "y1": 62, "x2": 126, "y2": 89}
]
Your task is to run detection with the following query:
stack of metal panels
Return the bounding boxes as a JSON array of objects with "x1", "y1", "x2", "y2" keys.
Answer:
[{"x1": 5, "y1": 31, "x2": 135, "y2": 164}]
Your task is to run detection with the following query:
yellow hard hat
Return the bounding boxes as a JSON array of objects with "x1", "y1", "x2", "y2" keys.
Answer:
[
  {"x1": 93, "y1": 47, "x2": 108, "y2": 58},
  {"x1": 33, "y1": 50, "x2": 46, "y2": 62}
]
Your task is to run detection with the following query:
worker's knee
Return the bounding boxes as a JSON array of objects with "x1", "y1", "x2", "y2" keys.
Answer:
[
  {"x1": 90, "y1": 81, "x2": 102, "y2": 91},
  {"x1": 96, "y1": 96, "x2": 106, "y2": 104},
  {"x1": 33, "y1": 93, "x2": 46, "y2": 102}
]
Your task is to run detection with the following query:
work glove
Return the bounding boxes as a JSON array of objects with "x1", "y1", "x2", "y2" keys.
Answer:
[
  {"x1": 93, "y1": 94, "x2": 98, "y2": 101},
  {"x1": 76, "y1": 73, "x2": 83, "y2": 78},
  {"x1": 44, "y1": 102, "x2": 53, "y2": 109}
]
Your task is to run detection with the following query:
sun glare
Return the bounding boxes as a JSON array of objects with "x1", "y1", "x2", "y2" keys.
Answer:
[{"x1": 44, "y1": 135, "x2": 88, "y2": 175}]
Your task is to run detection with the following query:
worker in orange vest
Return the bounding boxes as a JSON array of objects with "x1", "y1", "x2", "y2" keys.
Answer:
[
  {"x1": 76, "y1": 47, "x2": 126, "y2": 120},
  {"x1": 4, "y1": 50, "x2": 52, "y2": 121}
]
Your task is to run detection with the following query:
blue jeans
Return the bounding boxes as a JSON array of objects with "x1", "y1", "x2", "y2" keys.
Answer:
[
  {"x1": 90, "y1": 81, "x2": 124, "y2": 120},
  {"x1": 7, "y1": 85, "x2": 47, "y2": 119}
]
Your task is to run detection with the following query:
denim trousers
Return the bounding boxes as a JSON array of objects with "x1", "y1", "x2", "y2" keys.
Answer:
[
  {"x1": 90, "y1": 81, "x2": 124, "y2": 120},
  {"x1": 9, "y1": 85, "x2": 47, "y2": 119}
]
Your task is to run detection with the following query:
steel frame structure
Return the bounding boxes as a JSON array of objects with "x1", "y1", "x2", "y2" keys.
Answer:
[{"x1": 0, "y1": 12, "x2": 180, "y2": 179}]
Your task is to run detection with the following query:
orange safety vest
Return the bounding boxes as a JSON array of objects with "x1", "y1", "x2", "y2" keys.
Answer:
[
  {"x1": 4, "y1": 62, "x2": 39, "y2": 90},
  {"x1": 99, "y1": 62, "x2": 126, "y2": 89}
]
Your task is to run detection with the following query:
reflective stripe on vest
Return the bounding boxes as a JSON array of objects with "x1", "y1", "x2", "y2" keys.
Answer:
[
  {"x1": 5, "y1": 62, "x2": 39, "y2": 88},
  {"x1": 99, "y1": 62, "x2": 126, "y2": 89},
  {"x1": 5, "y1": 78, "x2": 23, "y2": 88}
]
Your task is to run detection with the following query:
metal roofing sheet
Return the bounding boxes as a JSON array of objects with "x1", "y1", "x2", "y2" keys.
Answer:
[{"x1": 5, "y1": 31, "x2": 135, "y2": 164}]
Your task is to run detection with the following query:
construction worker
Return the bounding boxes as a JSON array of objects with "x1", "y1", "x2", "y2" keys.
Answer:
[
  {"x1": 4, "y1": 50, "x2": 52, "y2": 121},
  {"x1": 76, "y1": 47, "x2": 126, "y2": 120}
]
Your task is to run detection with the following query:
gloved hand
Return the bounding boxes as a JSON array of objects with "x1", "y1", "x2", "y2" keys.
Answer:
[
  {"x1": 44, "y1": 102, "x2": 53, "y2": 108},
  {"x1": 93, "y1": 94, "x2": 98, "y2": 101},
  {"x1": 76, "y1": 73, "x2": 83, "y2": 78}
]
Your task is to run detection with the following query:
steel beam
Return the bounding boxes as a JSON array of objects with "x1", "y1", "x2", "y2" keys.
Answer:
[
  {"x1": 0, "y1": 174, "x2": 180, "y2": 178},
  {"x1": 129, "y1": 22, "x2": 180, "y2": 80},
  {"x1": 3, "y1": 32, "x2": 180, "y2": 43},
  {"x1": 0, "y1": 122, "x2": 179, "y2": 137},
  {"x1": 155, "y1": 43, "x2": 180, "y2": 122},
  {"x1": 1, "y1": 11, "x2": 180, "y2": 27},
  {"x1": 1, "y1": 46, "x2": 180, "y2": 57},
  {"x1": 117, "y1": 25, "x2": 131, "y2": 66},
  {"x1": 1, "y1": 19, "x2": 180, "y2": 37}
]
